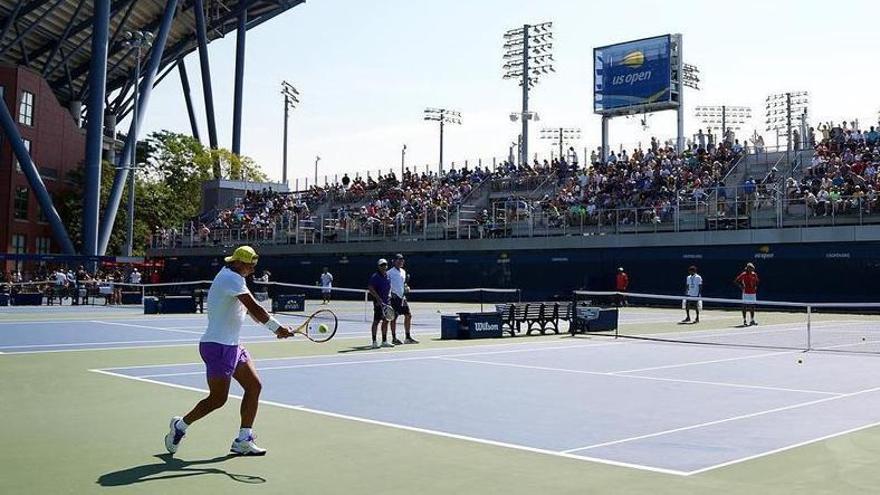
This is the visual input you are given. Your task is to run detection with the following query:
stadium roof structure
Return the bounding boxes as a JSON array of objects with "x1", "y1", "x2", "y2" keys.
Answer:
[
  {"x1": 0, "y1": 0, "x2": 305, "y2": 257},
  {"x1": 0, "y1": 0, "x2": 303, "y2": 113}
]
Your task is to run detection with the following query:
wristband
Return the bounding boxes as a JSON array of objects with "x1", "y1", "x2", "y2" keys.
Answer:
[{"x1": 264, "y1": 317, "x2": 282, "y2": 333}]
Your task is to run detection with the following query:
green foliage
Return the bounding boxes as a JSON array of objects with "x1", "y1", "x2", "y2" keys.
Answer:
[{"x1": 58, "y1": 131, "x2": 268, "y2": 256}]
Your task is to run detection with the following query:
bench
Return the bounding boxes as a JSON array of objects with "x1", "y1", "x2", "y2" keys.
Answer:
[{"x1": 495, "y1": 302, "x2": 573, "y2": 336}]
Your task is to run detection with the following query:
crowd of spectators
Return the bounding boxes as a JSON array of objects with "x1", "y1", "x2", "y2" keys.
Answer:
[
  {"x1": 529, "y1": 141, "x2": 744, "y2": 227},
  {"x1": 786, "y1": 122, "x2": 880, "y2": 217}
]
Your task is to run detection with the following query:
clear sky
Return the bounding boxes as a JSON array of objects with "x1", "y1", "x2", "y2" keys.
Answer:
[{"x1": 139, "y1": 0, "x2": 880, "y2": 186}]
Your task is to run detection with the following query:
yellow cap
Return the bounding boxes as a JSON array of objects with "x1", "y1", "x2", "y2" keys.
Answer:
[{"x1": 224, "y1": 246, "x2": 259, "y2": 264}]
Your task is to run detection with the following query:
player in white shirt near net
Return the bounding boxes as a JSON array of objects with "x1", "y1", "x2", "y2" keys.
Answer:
[
  {"x1": 129, "y1": 268, "x2": 141, "y2": 285},
  {"x1": 681, "y1": 265, "x2": 703, "y2": 324},
  {"x1": 388, "y1": 254, "x2": 417, "y2": 344},
  {"x1": 320, "y1": 267, "x2": 333, "y2": 305},
  {"x1": 164, "y1": 246, "x2": 293, "y2": 457}
]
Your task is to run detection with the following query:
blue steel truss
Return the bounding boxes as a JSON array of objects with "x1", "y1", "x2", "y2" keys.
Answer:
[{"x1": 0, "y1": 0, "x2": 306, "y2": 256}]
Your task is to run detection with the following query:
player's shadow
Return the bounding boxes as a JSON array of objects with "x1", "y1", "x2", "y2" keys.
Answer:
[
  {"x1": 338, "y1": 344, "x2": 379, "y2": 353},
  {"x1": 97, "y1": 454, "x2": 266, "y2": 486}
]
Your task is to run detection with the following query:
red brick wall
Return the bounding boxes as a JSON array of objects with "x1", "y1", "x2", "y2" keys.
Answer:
[{"x1": 0, "y1": 65, "x2": 85, "y2": 260}]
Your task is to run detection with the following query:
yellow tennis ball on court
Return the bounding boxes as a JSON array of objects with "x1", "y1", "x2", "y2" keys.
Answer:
[
  {"x1": 317, "y1": 323, "x2": 329, "y2": 334},
  {"x1": 796, "y1": 358, "x2": 803, "y2": 364}
]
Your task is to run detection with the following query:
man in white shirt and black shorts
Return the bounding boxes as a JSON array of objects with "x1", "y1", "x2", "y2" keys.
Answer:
[
  {"x1": 388, "y1": 253, "x2": 417, "y2": 344},
  {"x1": 320, "y1": 267, "x2": 333, "y2": 305},
  {"x1": 682, "y1": 265, "x2": 703, "y2": 324},
  {"x1": 164, "y1": 246, "x2": 293, "y2": 457}
]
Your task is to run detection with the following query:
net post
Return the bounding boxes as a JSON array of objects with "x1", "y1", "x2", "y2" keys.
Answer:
[
  {"x1": 363, "y1": 290, "x2": 368, "y2": 322},
  {"x1": 480, "y1": 289, "x2": 484, "y2": 312},
  {"x1": 806, "y1": 305, "x2": 812, "y2": 351}
]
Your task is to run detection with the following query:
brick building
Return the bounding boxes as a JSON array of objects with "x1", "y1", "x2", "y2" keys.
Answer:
[{"x1": 0, "y1": 64, "x2": 86, "y2": 270}]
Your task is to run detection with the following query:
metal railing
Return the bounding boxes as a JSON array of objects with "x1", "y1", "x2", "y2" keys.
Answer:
[{"x1": 150, "y1": 191, "x2": 880, "y2": 250}]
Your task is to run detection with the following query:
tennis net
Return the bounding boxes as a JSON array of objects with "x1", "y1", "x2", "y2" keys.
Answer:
[{"x1": 572, "y1": 290, "x2": 880, "y2": 354}]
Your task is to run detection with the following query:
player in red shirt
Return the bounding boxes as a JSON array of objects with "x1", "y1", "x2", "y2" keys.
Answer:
[
  {"x1": 615, "y1": 267, "x2": 629, "y2": 307},
  {"x1": 734, "y1": 263, "x2": 760, "y2": 326}
]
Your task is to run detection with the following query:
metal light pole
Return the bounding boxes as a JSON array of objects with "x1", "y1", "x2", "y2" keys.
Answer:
[
  {"x1": 540, "y1": 127, "x2": 581, "y2": 161},
  {"x1": 503, "y1": 22, "x2": 553, "y2": 166},
  {"x1": 314, "y1": 155, "x2": 320, "y2": 185},
  {"x1": 694, "y1": 105, "x2": 752, "y2": 143},
  {"x1": 122, "y1": 30, "x2": 153, "y2": 257},
  {"x1": 281, "y1": 81, "x2": 299, "y2": 185},
  {"x1": 401, "y1": 144, "x2": 407, "y2": 178},
  {"x1": 765, "y1": 91, "x2": 809, "y2": 161},
  {"x1": 423, "y1": 108, "x2": 461, "y2": 174}
]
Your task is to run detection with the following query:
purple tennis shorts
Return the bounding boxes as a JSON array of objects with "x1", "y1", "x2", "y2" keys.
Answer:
[{"x1": 199, "y1": 342, "x2": 251, "y2": 378}]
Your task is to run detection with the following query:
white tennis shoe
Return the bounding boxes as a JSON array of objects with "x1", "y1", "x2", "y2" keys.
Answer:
[
  {"x1": 231, "y1": 435, "x2": 267, "y2": 456},
  {"x1": 164, "y1": 416, "x2": 186, "y2": 454}
]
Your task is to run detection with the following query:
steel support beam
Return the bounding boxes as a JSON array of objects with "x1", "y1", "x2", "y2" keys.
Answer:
[
  {"x1": 193, "y1": 0, "x2": 218, "y2": 149},
  {"x1": 0, "y1": 95, "x2": 75, "y2": 253},
  {"x1": 0, "y1": 0, "x2": 26, "y2": 51},
  {"x1": 0, "y1": 0, "x2": 66, "y2": 57},
  {"x1": 178, "y1": 60, "x2": 201, "y2": 142},
  {"x1": 41, "y1": 0, "x2": 86, "y2": 78},
  {"x1": 231, "y1": 6, "x2": 246, "y2": 154},
  {"x1": 82, "y1": 0, "x2": 110, "y2": 257},
  {"x1": 98, "y1": 0, "x2": 178, "y2": 255}
]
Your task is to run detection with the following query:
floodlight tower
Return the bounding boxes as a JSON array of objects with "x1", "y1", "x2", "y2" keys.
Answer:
[
  {"x1": 540, "y1": 127, "x2": 581, "y2": 160},
  {"x1": 765, "y1": 91, "x2": 809, "y2": 164},
  {"x1": 423, "y1": 108, "x2": 461, "y2": 174},
  {"x1": 503, "y1": 21, "x2": 554, "y2": 166},
  {"x1": 681, "y1": 63, "x2": 701, "y2": 151},
  {"x1": 281, "y1": 81, "x2": 300, "y2": 185},
  {"x1": 694, "y1": 105, "x2": 752, "y2": 140},
  {"x1": 121, "y1": 30, "x2": 154, "y2": 257}
]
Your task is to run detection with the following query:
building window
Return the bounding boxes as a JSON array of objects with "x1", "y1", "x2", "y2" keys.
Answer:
[
  {"x1": 11, "y1": 234, "x2": 26, "y2": 254},
  {"x1": 15, "y1": 139, "x2": 31, "y2": 173},
  {"x1": 18, "y1": 90, "x2": 34, "y2": 126},
  {"x1": 36, "y1": 236, "x2": 51, "y2": 254},
  {"x1": 14, "y1": 187, "x2": 28, "y2": 220}
]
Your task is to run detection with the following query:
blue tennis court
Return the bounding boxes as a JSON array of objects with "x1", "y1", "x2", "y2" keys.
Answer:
[{"x1": 94, "y1": 336, "x2": 880, "y2": 476}]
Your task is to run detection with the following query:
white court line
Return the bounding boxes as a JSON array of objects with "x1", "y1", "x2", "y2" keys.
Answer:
[
  {"x1": 100, "y1": 338, "x2": 601, "y2": 371},
  {"x1": 90, "y1": 320, "x2": 204, "y2": 335},
  {"x1": 0, "y1": 332, "x2": 383, "y2": 354},
  {"x1": 135, "y1": 342, "x2": 623, "y2": 379},
  {"x1": 612, "y1": 350, "x2": 794, "y2": 374},
  {"x1": 562, "y1": 384, "x2": 880, "y2": 455},
  {"x1": 684, "y1": 418, "x2": 880, "y2": 476},
  {"x1": 436, "y1": 357, "x2": 842, "y2": 397},
  {"x1": 88, "y1": 368, "x2": 688, "y2": 477}
]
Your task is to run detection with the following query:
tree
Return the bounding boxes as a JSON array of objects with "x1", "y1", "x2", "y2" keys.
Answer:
[{"x1": 57, "y1": 131, "x2": 268, "y2": 256}]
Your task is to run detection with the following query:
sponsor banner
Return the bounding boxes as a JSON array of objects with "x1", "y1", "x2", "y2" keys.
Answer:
[{"x1": 594, "y1": 35, "x2": 672, "y2": 113}]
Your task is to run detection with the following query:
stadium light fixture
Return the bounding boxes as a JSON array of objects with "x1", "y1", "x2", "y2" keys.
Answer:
[
  {"x1": 765, "y1": 91, "x2": 809, "y2": 173},
  {"x1": 503, "y1": 21, "x2": 555, "y2": 167},
  {"x1": 682, "y1": 63, "x2": 700, "y2": 91},
  {"x1": 423, "y1": 108, "x2": 462, "y2": 173},
  {"x1": 120, "y1": 30, "x2": 154, "y2": 257},
  {"x1": 694, "y1": 105, "x2": 752, "y2": 137},
  {"x1": 281, "y1": 81, "x2": 300, "y2": 186},
  {"x1": 540, "y1": 127, "x2": 581, "y2": 161}
]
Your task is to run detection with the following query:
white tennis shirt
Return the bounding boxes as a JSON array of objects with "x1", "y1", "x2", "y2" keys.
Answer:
[
  {"x1": 685, "y1": 274, "x2": 703, "y2": 297},
  {"x1": 201, "y1": 267, "x2": 251, "y2": 346},
  {"x1": 320, "y1": 272, "x2": 333, "y2": 288},
  {"x1": 388, "y1": 267, "x2": 407, "y2": 297}
]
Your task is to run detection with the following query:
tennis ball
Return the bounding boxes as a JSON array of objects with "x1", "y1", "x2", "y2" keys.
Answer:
[
  {"x1": 862, "y1": 337, "x2": 867, "y2": 342},
  {"x1": 796, "y1": 358, "x2": 803, "y2": 364},
  {"x1": 318, "y1": 323, "x2": 328, "y2": 334}
]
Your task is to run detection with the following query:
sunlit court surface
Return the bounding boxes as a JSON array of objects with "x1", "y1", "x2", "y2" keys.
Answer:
[{"x1": 5, "y1": 296, "x2": 880, "y2": 494}]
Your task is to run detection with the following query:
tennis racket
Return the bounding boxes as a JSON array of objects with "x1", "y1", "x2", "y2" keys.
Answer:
[
  {"x1": 291, "y1": 309, "x2": 338, "y2": 342},
  {"x1": 381, "y1": 303, "x2": 396, "y2": 321}
]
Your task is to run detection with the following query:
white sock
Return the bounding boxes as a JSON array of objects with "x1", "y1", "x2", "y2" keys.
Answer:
[
  {"x1": 176, "y1": 418, "x2": 189, "y2": 431},
  {"x1": 238, "y1": 428, "x2": 253, "y2": 441}
]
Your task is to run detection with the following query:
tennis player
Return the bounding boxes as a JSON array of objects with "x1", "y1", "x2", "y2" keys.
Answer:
[
  {"x1": 367, "y1": 258, "x2": 393, "y2": 349},
  {"x1": 164, "y1": 246, "x2": 293, "y2": 457},
  {"x1": 615, "y1": 267, "x2": 629, "y2": 307},
  {"x1": 320, "y1": 267, "x2": 333, "y2": 305},
  {"x1": 734, "y1": 263, "x2": 760, "y2": 326},
  {"x1": 682, "y1": 265, "x2": 703, "y2": 324},
  {"x1": 388, "y1": 254, "x2": 417, "y2": 344}
]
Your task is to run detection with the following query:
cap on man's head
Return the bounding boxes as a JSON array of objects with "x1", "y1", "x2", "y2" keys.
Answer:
[
  {"x1": 377, "y1": 258, "x2": 388, "y2": 266},
  {"x1": 394, "y1": 253, "x2": 404, "y2": 260},
  {"x1": 224, "y1": 246, "x2": 259, "y2": 264},
  {"x1": 618, "y1": 267, "x2": 624, "y2": 272}
]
